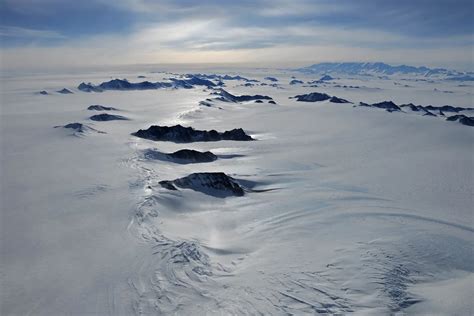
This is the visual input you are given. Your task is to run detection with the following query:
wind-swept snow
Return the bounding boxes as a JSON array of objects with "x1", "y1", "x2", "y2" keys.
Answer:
[{"x1": 1, "y1": 66, "x2": 473, "y2": 315}]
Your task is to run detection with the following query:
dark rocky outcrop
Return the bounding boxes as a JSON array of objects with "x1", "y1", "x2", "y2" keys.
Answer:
[
  {"x1": 213, "y1": 89, "x2": 272, "y2": 103},
  {"x1": 89, "y1": 113, "x2": 129, "y2": 121},
  {"x1": 199, "y1": 100, "x2": 213, "y2": 107},
  {"x1": 38, "y1": 90, "x2": 48, "y2": 95},
  {"x1": 446, "y1": 115, "x2": 474, "y2": 126},
  {"x1": 400, "y1": 103, "x2": 420, "y2": 111},
  {"x1": 423, "y1": 111, "x2": 437, "y2": 117},
  {"x1": 57, "y1": 88, "x2": 73, "y2": 94},
  {"x1": 144, "y1": 149, "x2": 217, "y2": 164},
  {"x1": 170, "y1": 77, "x2": 216, "y2": 88},
  {"x1": 319, "y1": 75, "x2": 334, "y2": 81},
  {"x1": 268, "y1": 100, "x2": 277, "y2": 104},
  {"x1": 289, "y1": 79, "x2": 304, "y2": 85},
  {"x1": 255, "y1": 100, "x2": 264, "y2": 103},
  {"x1": 293, "y1": 92, "x2": 351, "y2": 103},
  {"x1": 168, "y1": 149, "x2": 217, "y2": 162},
  {"x1": 54, "y1": 123, "x2": 105, "y2": 134},
  {"x1": 159, "y1": 172, "x2": 245, "y2": 197},
  {"x1": 99, "y1": 79, "x2": 161, "y2": 90},
  {"x1": 187, "y1": 74, "x2": 258, "y2": 82},
  {"x1": 334, "y1": 84, "x2": 360, "y2": 89},
  {"x1": 424, "y1": 105, "x2": 474, "y2": 112},
  {"x1": 446, "y1": 115, "x2": 465, "y2": 121},
  {"x1": 87, "y1": 105, "x2": 119, "y2": 111},
  {"x1": 459, "y1": 117, "x2": 474, "y2": 126},
  {"x1": 133, "y1": 124, "x2": 254, "y2": 142},
  {"x1": 329, "y1": 96, "x2": 350, "y2": 103},
  {"x1": 55, "y1": 122, "x2": 85, "y2": 132},
  {"x1": 400, "y1": 104, "x2": 474, "y2": 113},
  {"x1": 370, "y1": 101, "x2": 402, "y2": 111},
  {"x1": 78, "y1": 82, "x2": 103, "y2": 92},
  {"x1": 78, "y1": 76, "x2": 217, "y2": 93},
  {"x1": 265, "y1": 77, "x2": 278, "y2": 82},
  {"x1": 293, "y1": 92, "x2": 331, "y2": 102},
  {"x1": 359, "y1": 101, "x2": 401, "y2": 112}
]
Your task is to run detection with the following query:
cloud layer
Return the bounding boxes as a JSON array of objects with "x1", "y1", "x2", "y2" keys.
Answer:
[{"x1": 1, "y1": 0, "x2": 473, "y2": 70}]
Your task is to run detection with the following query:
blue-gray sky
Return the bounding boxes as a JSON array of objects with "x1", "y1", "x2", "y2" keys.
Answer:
[{"x1": 1, "y1": 0, "x2": 473, "y2": 70}]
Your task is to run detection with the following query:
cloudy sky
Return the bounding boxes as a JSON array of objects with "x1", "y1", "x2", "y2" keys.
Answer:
[{"x1": 1, "y1": 0, "x2": 473, "y2": 70}]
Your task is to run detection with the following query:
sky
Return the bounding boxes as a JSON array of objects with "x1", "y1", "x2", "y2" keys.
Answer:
[{"x1": 0, "y1": 0, "x2": 473, "y2": 71}]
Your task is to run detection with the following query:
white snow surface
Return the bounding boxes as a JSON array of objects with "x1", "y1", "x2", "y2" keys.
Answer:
[{"x1": 1, "y1": 67, "x2": 473, "y2": 315}]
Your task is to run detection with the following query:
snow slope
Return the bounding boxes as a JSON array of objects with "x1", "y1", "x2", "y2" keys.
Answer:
[{"x1": 1, "y1": 67, "x2": 473, "y2": 315}]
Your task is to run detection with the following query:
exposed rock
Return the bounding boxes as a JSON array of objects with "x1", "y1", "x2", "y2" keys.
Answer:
[
  {"x1": 170, "y1": 77, "x2": 216, "y2": 87},
  {"x1": 99, "y1": 79, "x2": 158, "y2": 90},
  {"x1": 187, "y1": 74, "x2": 258, "y2": 82},
  {"x1": 78, "y1": 82, "x2": 103, "y2": 92},
  {"x1": 459, "y1": 116, "x2": 474, "y2": 126},
  {"x1": 89, "y1": 113, "x2": 129, "y2": 121},
  {"x1": 265, "y1": 77, "x2": 278, "y2": 82},
  {"x1": 54, "y1": 123, "x2": 105, "y2": 135},
  {"x1": 268, "y1": 100, "x2": 277, "y2": 104},
  {"x1": 446, "y1": 115, "x2": 474, "y2": 126},
  {"x1": 423, "y1": 111, "x2": 437, "y2": 117},
  {"x1": 329, "y1": 96, "x2": 350, "y2": 103},
  {"x1": 57, "y1": 88, "x2": 73, "y2": 94},
  {"x1": 400, "y1": 104, "x2": 473, "y2": 113},
  {"x1": 38, "y1": 91, "x2": 48, "y2": 95},
  {"x1": 213, "y1": 89, "x2": 272, "y2": 103},
  {"x1": 79, "y1": 76, "x2": 216, "y2": 93},
  {"x1": 159, "y1": 181, "x2": 178, "y2": 190},
  {"x1": 446, "y1": 115, "x2": 465, "y2": 121},
  {"x1": 293, "y1": 92, "x2": 331, "y2": 102},
  {"x1": 319, "y1": 75, "x2": 334, "y2": 81},
  {"x1": 360, "y1": 101, "x2": 401, "y2": 112},
  {"x1": 199, "y1": 100, "x2": 213, "y2": 107},
  {"x1": 159, "y1": 172, "x2": 245, "y2": 197},
  {"x1": 133, "y1": 124, "x2": 254, "y2": 142},
  {"x1": 289, "y1": 79, "x2": 304, "y2": 85},
  {"x1": 400, "y1": 103, "x2": 420, "y2": 111},
  {"x1": 371, "y1": 101, "x2": 401, "y2": 111},
  {"x1": 424, "y1": 105, "x2": 474, "y2": 112},
  {"x1": 169, "y1": 149, "x2": 217, "y2": 162},
  {"x1": 143, "y1": 149, "x2": 217, "y2": 164},
  {"x1": 87, "y1": 105, "x2": 119, "y2": 111},
  {"x1": 255, "y1": 100, "x2": 264, "y2": 103},
  {"x1": 334, "y1": 84, "x2": 360, "y2": 89}
]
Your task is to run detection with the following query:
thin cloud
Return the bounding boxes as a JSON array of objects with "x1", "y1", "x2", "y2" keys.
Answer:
[
  {"x1": 0, "y1": 26, "x2": 65, "y2": 39},
  {"x1": 0, "y1": 0, "x2": 472, "y2": 70}
]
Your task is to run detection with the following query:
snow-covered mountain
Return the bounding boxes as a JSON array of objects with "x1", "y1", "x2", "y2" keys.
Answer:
[{"x1": 296, "y1": 62, "x2": 473, "y2": 79}]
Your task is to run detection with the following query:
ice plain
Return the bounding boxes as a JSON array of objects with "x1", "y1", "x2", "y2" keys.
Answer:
[{"x1": 1, "y1": 66, "x2": 473, "y2": 315}]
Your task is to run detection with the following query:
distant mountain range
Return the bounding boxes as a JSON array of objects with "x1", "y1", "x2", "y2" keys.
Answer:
[{"x1": 296, "y1": 62, "x2": 474, "y2": 80}]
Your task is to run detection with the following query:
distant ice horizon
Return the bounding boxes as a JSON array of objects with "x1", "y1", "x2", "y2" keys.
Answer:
[{"x1": 2, "y1": 60, "x2": 474, "y2": 77}]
